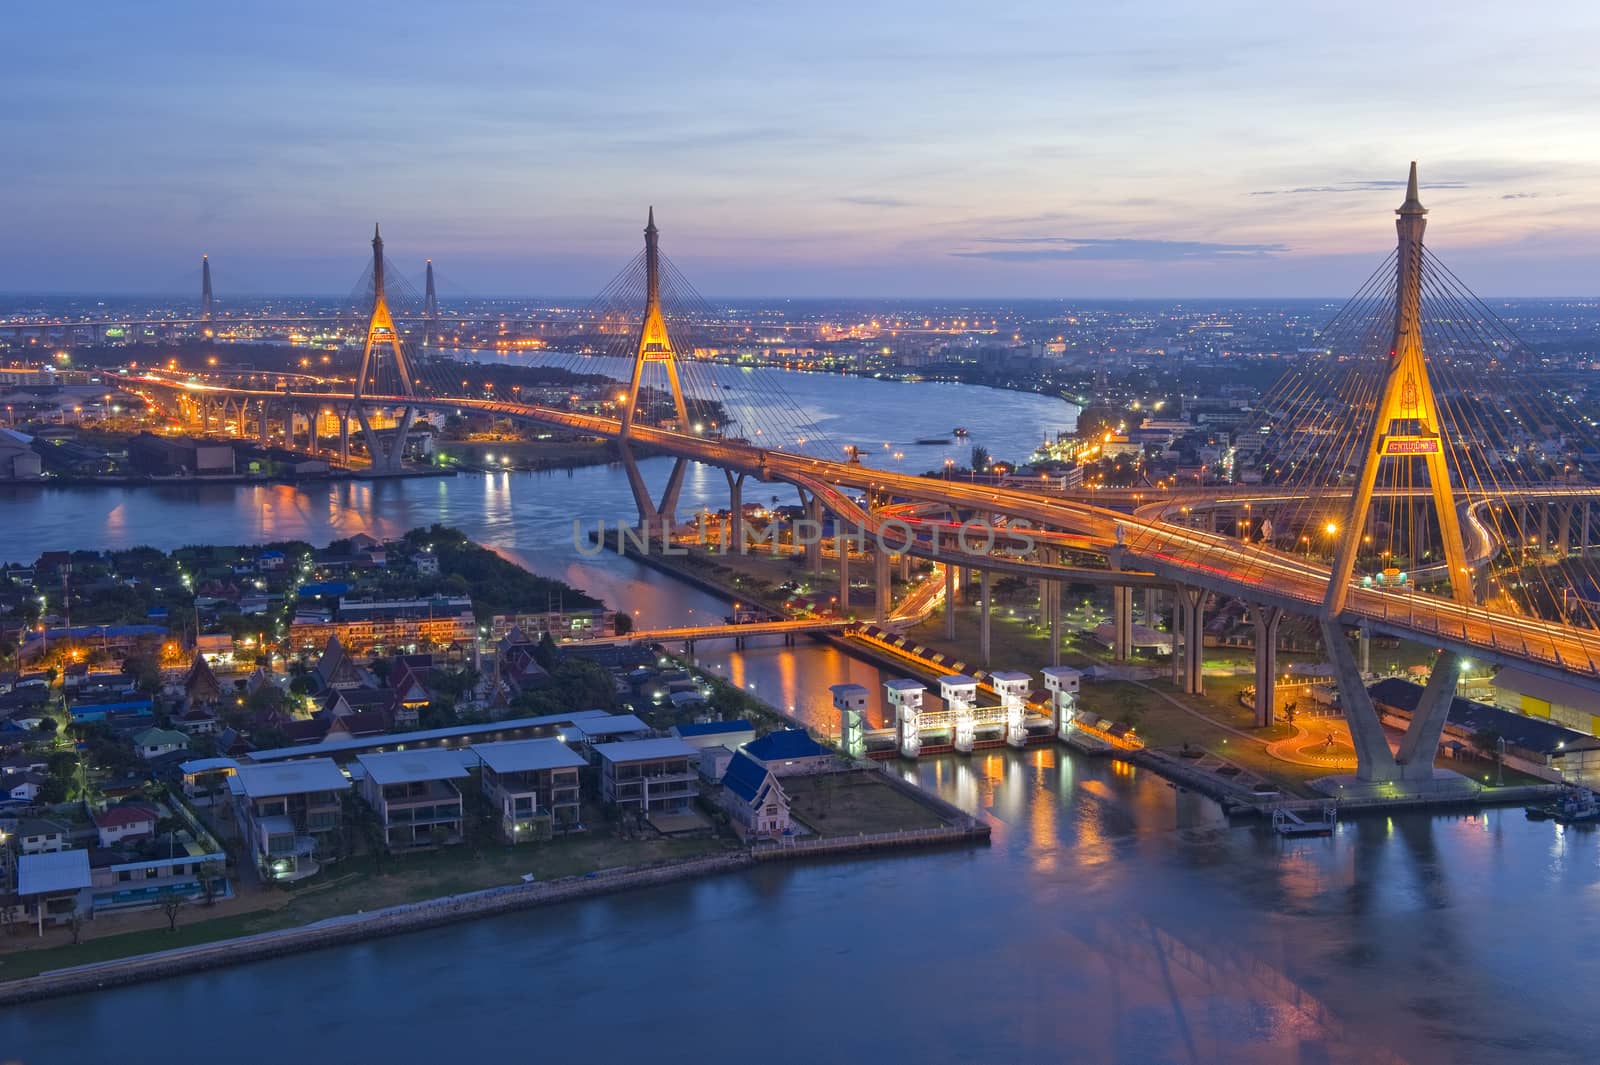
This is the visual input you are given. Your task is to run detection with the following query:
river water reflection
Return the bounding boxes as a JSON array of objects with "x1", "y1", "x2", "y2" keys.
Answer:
[{"x1": 3, "y1": 370, "x2": 1596, "y2": 1062}]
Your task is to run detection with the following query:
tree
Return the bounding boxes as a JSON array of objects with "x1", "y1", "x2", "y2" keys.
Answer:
[
  {"x1": 613, "y1": 612, "x2": 634, "y2": 636},
  {"x1": 288, "y1": 674, "x2": 317, "y2": 697},
  {"x1": 533, "y1": 633, "x2": 559, "y2": 671},
  {"x1": 970, "y1": 445, "x2": 991, "y2": 473},
  {"x1": 67, "y1": 910, "x2": 85, "y2": 945},
  {"x1": 159, "y1": 895, "x2": 186, "y2": 932},
  {"x1": 197, "y1": 860, "x2": 224, "y2": 906}
]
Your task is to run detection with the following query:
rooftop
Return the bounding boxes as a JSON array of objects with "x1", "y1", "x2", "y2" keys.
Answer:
[
  {"x1": 357, "y1": 748, "x2": 472, "y2": 787},
  {"x1": 672, "y1": 719, "x2": 755, "y2": 738},
  {"x1": 18, "y1": 848, "x2": 92, "y2": 895},
  {"x1": 246, "y1": 709, "x2": 612, "y2": 763},
  {"x1": 567, "y1": 713, "x2": 650, "y2": 740},
  {"x1": 723, "y1": 750, "x2": 772, "y2": 805},
  {"x1": 744, "y1": 728, "x2": 830, "y2": 763},
  {"x1": 234, "y1": 758, "x2": 351, "y2": 798},
  {"x1": 472, "y1": 738, "x2": 587, "y2": 775},
  {"x1": 594, "y1": 737, "x2": 697, "y2": 763}
]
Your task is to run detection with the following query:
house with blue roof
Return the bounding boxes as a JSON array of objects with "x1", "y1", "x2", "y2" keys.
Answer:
[
  {"x1": 743, "y1": 728, "x2": 834, "y2": 776},
  {"x1": 717, "y1": 750, "x2": 790, "y2": 839}
]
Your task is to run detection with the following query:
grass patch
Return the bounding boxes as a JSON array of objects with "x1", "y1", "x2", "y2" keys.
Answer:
[
  {"x1": 784, "y1": 772, "x2": 948, "y2": 837},
  {"x1": 0, "y1": 832, "x2": 735, "y2": 983}
]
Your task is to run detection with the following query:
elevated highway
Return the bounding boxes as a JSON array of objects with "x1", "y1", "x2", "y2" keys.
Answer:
[{"x1": 113, "y1": 371, "x2": 1600, "y2": 687}]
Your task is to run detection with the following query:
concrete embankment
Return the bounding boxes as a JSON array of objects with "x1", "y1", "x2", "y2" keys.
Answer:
[{"x1": 0, "y1": 854, "x2": 752, "y2": 1006}]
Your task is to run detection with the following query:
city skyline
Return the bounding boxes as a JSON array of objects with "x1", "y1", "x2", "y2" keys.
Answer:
[{"x1": 6, "y1": 2, "x2": 1600, "y2": 297}]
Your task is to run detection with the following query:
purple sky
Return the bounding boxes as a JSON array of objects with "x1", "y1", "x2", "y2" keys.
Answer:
[{"x1": 6, "y1": 1, "x2": 1599, "y2": 297}]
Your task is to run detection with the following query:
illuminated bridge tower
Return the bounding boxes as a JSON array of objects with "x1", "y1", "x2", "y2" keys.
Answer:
[
  {"x1": 422, "y1": 258, "x2": 438, "y2": 352},
  {"x1": 200, "y1": 255, "x2": 214, "y2": 325},
  {"x1": 1321, "y1": 163, "x2": 1472, "y2": 788},
  {"x1": 619, "y1": 207, "x2": 692, "y2": 532},
  {"x1": 352, "y1": 224, "x2": 419, "y2": 474}
]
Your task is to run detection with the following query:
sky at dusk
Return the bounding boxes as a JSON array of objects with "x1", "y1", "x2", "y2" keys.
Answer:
[{"x1": 5, "y1": 1, "x2": 1600, "y2": 298}]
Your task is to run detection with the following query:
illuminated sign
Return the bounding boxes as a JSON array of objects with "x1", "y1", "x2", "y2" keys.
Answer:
[{"x1": 1383, "y1": 437, "x2": 1440, "y2": 456}]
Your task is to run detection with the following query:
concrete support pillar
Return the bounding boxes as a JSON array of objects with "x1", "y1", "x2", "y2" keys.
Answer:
[
  {"x1": 874, "y1": 547, "x2": 890, "y2": 624},
  {"x1": 1177, "y1": 586, "x2": 1205, "y2": 694},
  {"x1": 836, "y1": 526, "x2": 851, "y2": 614},
  {"x1": 725, "y1": 470, "x2": 745, "y2": 551},
  {"x1": 1044, "y1": 560, "x2": 1061, "y2": 669},
  {"x1": 308, "y1": 409, "x2": 319, "y2": 454},
  {"x1": 1583, "y1": 502, "x2": 1592, "y2": 555},
  {"x1": 1171, "y1": 585, "x2": 1185, "y2": 687},
  {"x1": 1396, "y1": 651, "x2": 1460, "y2": 781},
  {"x1": 1143, "y1": 586, "x2": 1157, "y2": 626},
  {"x1": 1558, "y1": 503, "x2": 1572, "y2": 557},
  {"x1": 804, "y1": 492, "x2": 822, "y2": 575},
  {"x1": 1540, "y1": 502, "x2": 1550, "y2": 551},
  {"x1": 1252, "y1": 605, "x2": 1284, "y2": 728},
  {"x1": 339, "y1": 409, "x2": 350, "y2": 465},
  {"x1": 944, "y1": 564, "x2": 957, "y2": 640},
  {"x1": 1111, "y1": 585, "x2": 1133, "y2": 663},
  {"x1": 1321, "y1": 618, "x2": 1398, "y2": 782},
  {"x1": 1358, "y1": 626, "x2": 1371, "y2": 675},
  {"x1": 978, "y1": 569, "x2": 992, "y2": 667},
  {"x1": 258, "y1": 402, "x2": 270, "y2": 447},
  {"x1": 898, "y1": 551, "x2": 910, "y2": 582}
]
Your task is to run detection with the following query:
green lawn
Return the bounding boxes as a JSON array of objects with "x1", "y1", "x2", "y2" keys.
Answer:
[{"x1": 0, "y1": 832, "x2": 735, "y2": 983}]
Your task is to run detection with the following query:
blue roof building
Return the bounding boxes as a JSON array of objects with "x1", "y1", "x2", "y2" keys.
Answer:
[
  {"x1": 744, "y1": 728, "x2": 832, "y2": 772},
  {"x1": 717, "y1": 750, "x2": 791, "y2": 839},
  {"x1": 672, "y1": 719, "x2": 757, "y2": 751}
]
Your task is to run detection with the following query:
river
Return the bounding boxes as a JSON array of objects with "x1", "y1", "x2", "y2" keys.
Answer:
[{"x1": 3, "y1": 367, "x2": 1597, "y2": 1063}]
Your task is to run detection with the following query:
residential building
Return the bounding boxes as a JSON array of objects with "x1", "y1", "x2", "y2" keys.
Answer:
[
  {"x1": 743, "y1": 728, "x2": 835, "y2": 775},
  {"x1": 596, "y1": 737, "x2": 699, "y2": 814},
  {"x1": 4, "y1": 773, "x2": 44, "y2": 802},
  {"x1": 7, "y1": 817, "x2": 68, "y2": 854},
  {"x1": 717, "y1": 750, "x2": 791, "y2": 840},
  {"x1": 132, "y1": 726, "x2": 189, "y2": 760},
  {"x1": 355, "y1": 749, "x2": 470, "y2": 851},
  {"x1": 94, "y1": 803, "x2": 158, "y2": 847},
  {"x1": 16, "y1": 848, "x2": 91, "y2": 932},
  {"x1": 562, "y1": 713, "x2": 653, "y2": 754},
  {"x1": 232, "y1": 759, "x2": 351, "y2": 881},
  {"x1": 472, "y1": 738, "x2": 586, "y2": 841}
]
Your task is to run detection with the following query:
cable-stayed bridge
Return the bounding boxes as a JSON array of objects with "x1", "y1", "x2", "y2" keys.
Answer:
[{"x1": 108, "y1": 167, "x2": 1600, "y2": 794}]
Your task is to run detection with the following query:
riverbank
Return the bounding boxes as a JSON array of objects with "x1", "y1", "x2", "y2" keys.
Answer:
[
  {"x1": 0, "y1": 853, "x2": 753, "y2": 1005},
  {"x1": 10, "y1": 466, "x2": 454, "y2": 488},
  {"x1": 0, "y1": 780, "x2": 988, "y2": 1003}
]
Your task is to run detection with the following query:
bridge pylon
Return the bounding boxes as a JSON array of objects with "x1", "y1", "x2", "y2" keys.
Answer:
[
  {"x1": 1318, "y1": 164, "x2": 1472, "y2": 789},
  {"x1": 200, "y1": 255, "x2": 214, "y2": 326},
  {"x1": 422, "y1": 258, "x2": 438, "y2": 353},
  {"x1": 618, "y1": 207, "x2": 691, "y2": 532},
  {"x1": 352, "y1": 224, "x2": 418, "y2": 474}
]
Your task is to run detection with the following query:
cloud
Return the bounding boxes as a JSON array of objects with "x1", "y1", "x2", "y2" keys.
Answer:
[
  {"x1": 953, "y1": 236, "x2": 1288, "y2": 262},
  {"x1": 838, "y1": 195, "x2": 914, "y2": 208},
  {"x1": 1251, "y1": 179, "x2": 1469, "y2": 196},
  {"x1": 1501, "y1": 192, "x2": 1541, "y2": 200}
]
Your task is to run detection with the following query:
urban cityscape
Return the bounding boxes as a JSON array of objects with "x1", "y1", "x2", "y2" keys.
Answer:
[{"x1": 5, "y1": 4, "x2": 1600, "y2": 1064}]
